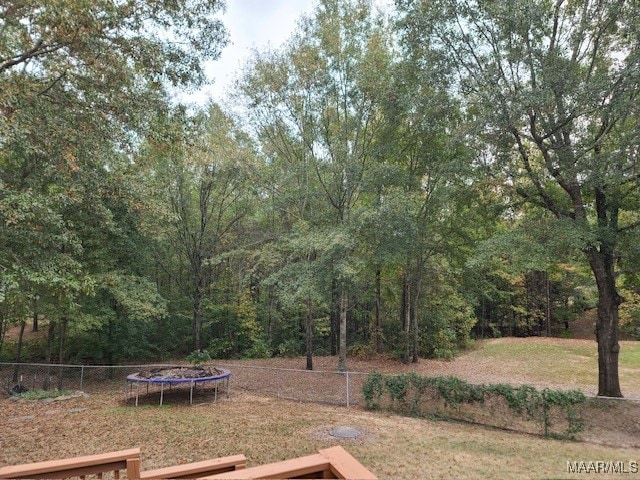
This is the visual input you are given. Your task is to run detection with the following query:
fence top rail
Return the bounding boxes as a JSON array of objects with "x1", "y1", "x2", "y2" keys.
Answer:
[
  {"x1": 218, "y1": 363, "x2": 370, "y2": 376},
  {"x1": 0, "y1": 362, "x2": 87, "y2": 369}
]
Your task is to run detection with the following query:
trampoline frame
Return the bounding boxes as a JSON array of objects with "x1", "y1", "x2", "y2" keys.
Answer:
[{"x1": 126, "y1": 367, "x2": 231, "y2": 406}]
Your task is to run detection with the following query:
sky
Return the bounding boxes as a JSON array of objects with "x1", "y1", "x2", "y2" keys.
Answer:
[
  {"x1": 185, "y1": 0, "x2": 317, "y2": 105},
  {"x1": 183, "y1": 0, "x2": 392, "y2": 106}
]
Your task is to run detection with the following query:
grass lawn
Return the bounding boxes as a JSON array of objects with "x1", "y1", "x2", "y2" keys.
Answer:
[
  {"x1": 462, "y1": 338, "x2": 640, "y2": 394},
  {"x1": 2, "y1": 389, "x2": 639, "y2": 480},
  {"x1": 2, "y1": 337, "x2": 640, "y2": 479}
]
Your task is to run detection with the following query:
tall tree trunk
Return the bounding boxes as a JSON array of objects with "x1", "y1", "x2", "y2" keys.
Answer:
[
  {"x1": 412, "y1": 276, "x2": 421, "y2": 364},
  {"x1": 268, "y1": 286, "x2": 274, "y2": 344},
  {"x1": 107, "y1": 300, "x2": 117, "y2": 366},
  {"x1": 11, "y1": 319, "x2": 27, "y2": 383},
  {"x1": 587, "y1": 247, "x2": 623, "y2": 397},
  {"x1": 57, "y1": 315, "x2": 68, "y2": 390},
  {"x1": 0, "y1": 297, "x2": 9, "y2": 355},
  {"x1": 480, "y1": 298, "x2": 486, "y2": 339},
  {"x1": 375, "y1": 268, "x2": 382, "y2": 353},
  {"x1": 402, "y1": 274, "x2": 410, "y2": 364},
  {"x1": 305, "y1": 294, "x2": 313, "y2": 371},
  {"x1": 32, "y1": 295, "x2": 38, "y2": 332},
  {"x1": 193, "y1": 293, "x2": 202, "y2": 351},
  {"x1": 330, "y1": 279, "x2": 339, "y2": 356},
  {"x1": 43, "y1": 320, "x2": 56, "y2": 390},
  {"x1": 338, "y1": 291, "x2": 348, "y2": 372},
  {"x1": 545, "y1": 272, "x2": 551, "y2": 337},
  {"x1": 193, "y1": 266, "x2": 203, "y2": 350}
]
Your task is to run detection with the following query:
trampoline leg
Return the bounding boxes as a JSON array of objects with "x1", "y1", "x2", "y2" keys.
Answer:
[
  {"x1": 160, "y1": 383, "x2": 164, "y2": 406},
  {"x1": 135, "y1": 382, "x2": 140, "y2": 407},
  {"x1": 190, "y1": 382, "x2": 194, "y2": 405},
  {"x1": 226, "y1": 377, "x2": 230, "y2": 399}
]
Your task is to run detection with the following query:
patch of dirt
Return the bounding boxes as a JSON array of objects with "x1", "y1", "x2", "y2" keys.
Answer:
[{"x1": 3, "y1": 320, "x2": 48, "y2": 343}]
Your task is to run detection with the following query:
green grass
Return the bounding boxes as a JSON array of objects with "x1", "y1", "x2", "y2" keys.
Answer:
[
  {"x1": 620, "y1": 344, "x2": 640, "y2": 368},
  {"x1": 467, "y1": 339, "x2": 640, "y2": 393},
  {"x1": 16, "y1": 388, "x2": 73, "y2": 400}
]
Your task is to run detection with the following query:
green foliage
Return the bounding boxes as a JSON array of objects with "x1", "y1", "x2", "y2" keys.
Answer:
[
  {"x1": 187, "y1": 349, "x2": 211, "y2": 365},
  {"x1": 619, "y1": 288, "x2": 640, "y2": 340},
  {"x1": 16, "y1": 389, "x2": 73, "y2": 400},
  {"x1": 362, "y1": 371, "x2": 386, "y2": 410},
  {"x1": 397, "y1": 0, "x2": 640, "y2": 396},
  {"x1": 277, "y1": 338, "x2": 303, "y2": 358},
  {"x1": 243, "y1": 338, "x2": 271, "y2": 359},
  {"x1": 207, "y1": 338, "x2": 236, "y2": 360},
  {"x1": 363, "y1": 372, "x2": 586, "y2": 439},
  {"x1": 5, "y1": 0, "x2": 638, "y2": 384}
]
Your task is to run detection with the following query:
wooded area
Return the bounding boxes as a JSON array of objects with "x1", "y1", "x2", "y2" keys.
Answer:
[{"x1": 1, "y1": 0, "x2": 639, "y2": 397}]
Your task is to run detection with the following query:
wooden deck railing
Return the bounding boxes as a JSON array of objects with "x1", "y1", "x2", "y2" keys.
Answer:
[
  {"x1": 203, "y1": 446, "x2": 376, "y2": 480},
  {"x1": 139, "y1": 455, "x2": 247, "y2": 479},
  {"x1": 0, "y1": 448, "x2": 141, "y2": 479},
  {"x1": 0, "y1": 446, "x2": 374, "y2": 480}
]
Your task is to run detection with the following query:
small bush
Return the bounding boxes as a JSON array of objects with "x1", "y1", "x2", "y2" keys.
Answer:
[
  {"x1": 187, "y1": 349, "x2": 211, "y2": 365},
  {"x1": 362, "y1": 371, "x2": 385, "y2": 410}
]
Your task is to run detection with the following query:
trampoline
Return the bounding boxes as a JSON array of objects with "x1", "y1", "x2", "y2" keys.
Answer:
[{"x1": 126, "y1": 366, "x2": 231, "y2": 406}]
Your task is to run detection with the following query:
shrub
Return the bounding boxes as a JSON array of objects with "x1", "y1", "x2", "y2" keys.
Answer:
[
  {"x1": 187, "y1": 349, "x2": 211, "y2": 365},
  {"x1": 362, "y1": 372, "x2": 586, "y2": 439}
]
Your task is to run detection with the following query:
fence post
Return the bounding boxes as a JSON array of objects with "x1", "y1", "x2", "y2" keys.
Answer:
[
  {"x1": 80, "y1": 366, "x2": 85, "y2": 390},
  {"x1": 346, "y1": 372, "x2": 350, "y2": 407},
  {"x1": 276, "y1": 369, "x2": 280, "y2": 398}
]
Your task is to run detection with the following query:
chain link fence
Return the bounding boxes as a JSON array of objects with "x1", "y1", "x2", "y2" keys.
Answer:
[
  {"x1": 217, "y1": 363, "x2": 368, "y2": 407},
  {"x1": 0, "y1": 362, "x2": 369, "y2": 407}
]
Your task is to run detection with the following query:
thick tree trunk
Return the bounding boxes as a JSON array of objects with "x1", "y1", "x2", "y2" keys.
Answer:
[
  {"x1": 338, "y1": 291, "x2": 347, "y2": 371},
  {"x1": 375, "y1": 268, "x2": 382, "y2": 353},
  {"x1": 305, "y1": 294, "x2": 313, "y2": 371},
  {"x1": 587, "y1": 247, "x2": 623, "y2": 397}
]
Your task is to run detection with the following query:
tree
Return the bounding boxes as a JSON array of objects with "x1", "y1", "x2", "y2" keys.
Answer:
[
  {"x1": 397, "y1": 0, "x2": 640, "y2": 396},
  {"x1": 0, "y1": 0, "x2": 228, "y2": 362},
  {"x1": 239, "y1": 0, "x2": 392, "y2": 371},
  {"x1": 142, "y1": 105, "x2": 255, "y2": 351}
]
